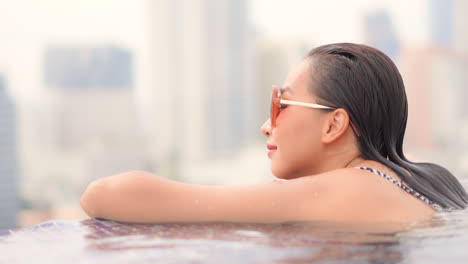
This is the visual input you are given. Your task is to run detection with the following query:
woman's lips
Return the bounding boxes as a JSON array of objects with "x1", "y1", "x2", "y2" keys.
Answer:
[{"x1": 267, "y1": 144, "x2": 277, "y2": 158}]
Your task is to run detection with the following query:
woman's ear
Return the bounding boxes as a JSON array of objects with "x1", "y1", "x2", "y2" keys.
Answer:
[{"x1": 321, "y1": 109, "x2": 351, "y2": 144}]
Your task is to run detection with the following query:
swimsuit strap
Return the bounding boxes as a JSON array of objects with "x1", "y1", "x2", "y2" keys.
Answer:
[{"x1": 357, "y1": 167, "x2": 443, "y2": 211}]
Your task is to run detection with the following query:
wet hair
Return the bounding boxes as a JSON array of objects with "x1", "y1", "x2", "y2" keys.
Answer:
[{"x1": 307, "y1": 43, "x2": 468, "y2": 210}]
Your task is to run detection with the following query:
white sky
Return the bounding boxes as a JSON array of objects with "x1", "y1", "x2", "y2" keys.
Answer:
[
  {"x1": 0, "y1": 0, "x2": 429, "y2": 50},
  {"x1": 252, "y1": 0, "x2": 428, "y2": 44},
  {"x1": 0, "y1": 0, "x2": 429, "y2": 96}
]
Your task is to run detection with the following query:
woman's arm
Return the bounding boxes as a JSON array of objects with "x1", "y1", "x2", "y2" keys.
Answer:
[{"x1": 80, "y1": 171, "x2": 333, "y2": 223}]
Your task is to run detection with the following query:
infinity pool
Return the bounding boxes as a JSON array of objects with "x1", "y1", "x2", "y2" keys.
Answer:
[{"x1": 2, "y1": 181, "x2": 468, "y2": 263}]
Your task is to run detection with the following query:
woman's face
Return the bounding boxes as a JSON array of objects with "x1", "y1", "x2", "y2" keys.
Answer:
[{"x1": 261, "y1": 59, "x2": 329, "y2": 179}]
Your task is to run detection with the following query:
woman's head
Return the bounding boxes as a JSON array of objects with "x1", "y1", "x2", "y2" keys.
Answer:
[
  {"x1": 264, "y1": 43, "x2": 410, "y2": 178},
  {"x1": 262, "y1": 48, "x2": 364, "y2": 179}
]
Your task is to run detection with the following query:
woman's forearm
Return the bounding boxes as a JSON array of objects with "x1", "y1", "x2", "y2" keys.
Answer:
[{"x1": 79, "y1": 170, "x2": 325, "y2": 223}]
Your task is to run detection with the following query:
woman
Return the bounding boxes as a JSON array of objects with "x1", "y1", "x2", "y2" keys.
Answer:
[{"x1": 81, "y1": 43, "x2": 468, "y2": 223}]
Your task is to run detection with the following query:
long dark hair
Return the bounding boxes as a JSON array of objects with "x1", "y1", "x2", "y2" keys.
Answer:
[{"x1": 307, "y1": 43, "x2": 468, "y2": 209}]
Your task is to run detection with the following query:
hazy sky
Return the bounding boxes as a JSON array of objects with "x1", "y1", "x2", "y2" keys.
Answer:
[
  {"x1": 0, "y1": 0, "x2": 428, "y2": 50},
  {"x1": 252, "y1": 0, "x2": 427, "y2": 43},
  {"x1": 0, "y1": 0, "x2": 429, "y2": 96}
]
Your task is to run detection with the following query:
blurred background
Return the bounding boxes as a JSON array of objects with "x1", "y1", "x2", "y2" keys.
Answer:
[{"x1": 0, "y1": 0, "x2": 467, "y2": 229}]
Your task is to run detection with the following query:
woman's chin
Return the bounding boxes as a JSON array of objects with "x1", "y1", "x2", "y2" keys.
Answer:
[
  {"x1": 272, "y1": 164, "x2": 311, "y2": 180},
  {"x1": 271, "y1": 166, "x2": 293, "y2": 180}
]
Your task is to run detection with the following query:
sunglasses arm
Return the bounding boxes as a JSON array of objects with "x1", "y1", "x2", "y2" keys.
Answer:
[{"x1": 279, "y1": 99, "x2": 335, "y2": 110}]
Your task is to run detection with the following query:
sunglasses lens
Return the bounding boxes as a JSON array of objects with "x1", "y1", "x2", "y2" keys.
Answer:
[{"x1": 271, "y1": 87, "x2": 280, "y2": 128}]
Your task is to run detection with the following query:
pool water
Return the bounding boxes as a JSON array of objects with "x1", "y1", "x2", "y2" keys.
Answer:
[{"x1": 2, "y1": 182, "x2": 468, "y2": 263}]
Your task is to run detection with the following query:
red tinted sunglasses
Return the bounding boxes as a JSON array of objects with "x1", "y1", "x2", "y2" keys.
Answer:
[{"x1": 270, "y1": 86, "x2": 336, "y2": 128}]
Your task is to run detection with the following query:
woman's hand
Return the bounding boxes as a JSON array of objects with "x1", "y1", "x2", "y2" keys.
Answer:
[{"x1": 80, "y1": 171, "x2": 165, "y2": 222}]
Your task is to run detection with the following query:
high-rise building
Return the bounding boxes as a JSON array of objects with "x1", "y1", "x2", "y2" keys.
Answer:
[
  {"x1": 453, "y1": 0, "x2": 468, "y2": 109},
  {"x1": 40, "y1": 46, "x2": 137, "y2": 151},
  {"x1": 454, "y1": 0, "x2": 468, "y2": 54},
  {"x1": 400, "y1": 46, "x2": 468, "y2": 175},
  {"x1": 149, "y1": 0, "x2": 255, "y2": 178},
  {"x1": 44, "y1": 46, "x2": 132, "y2": 90},
  {"x1": 429, "y1": 0, "x2": 454, "y2": 47},
  {"x1": 396, "y1": 0, "x2": 468, "y2": 177},
  {"x1": 0, "y1": 75, "x2": 19, "y2": 229},
  {"x1": 363, "y1": 9, "x2": 400, "y2": 60},
  {"x1": 21, "y1": 45, "x2": 150, "y2": 208}
]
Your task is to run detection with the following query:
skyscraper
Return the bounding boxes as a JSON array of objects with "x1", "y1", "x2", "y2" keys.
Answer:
[
  {"x1": 363, "y1": 9, "x2": 400, "y2": 60},
  {"x1": 21, "y1": 45, "x2": 149, "y2": 208},
  {"x1": 44, "y1": 46, "x2": 132, "y2": 90},
  {"x1": 454, "y1": 0, "x2": 468, "y2": 54},
  {"x1": 0, "y1": 75, "x2": 19, "y2": 229},
  {"x1": 149, "y1": 0, "x2": 255, "y2": 178},
  {"x1": 429, "y1": 0, "x2": 454, "y2": 47},
  {"x1": 400, "y1": 0, "x2": 468, "y2": 175}
]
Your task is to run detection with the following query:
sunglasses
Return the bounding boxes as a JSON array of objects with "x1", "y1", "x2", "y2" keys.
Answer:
[{"x1": 270, "y1": 86, "x2": 336, "y2": 128}]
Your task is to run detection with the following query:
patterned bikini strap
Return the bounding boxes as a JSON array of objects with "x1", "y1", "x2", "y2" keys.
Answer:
[{"x1": 356, "y1": 167, "x2": 443, "y2": 211}]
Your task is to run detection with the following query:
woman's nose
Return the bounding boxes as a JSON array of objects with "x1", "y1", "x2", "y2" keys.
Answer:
[{"x1": 261, "y1": 119, "x2": 271, "y2": 137}]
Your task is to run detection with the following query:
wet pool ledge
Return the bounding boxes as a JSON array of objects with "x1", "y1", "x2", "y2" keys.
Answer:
[{"x1": 2, "y1": 215, "x2": 468, "y2": 263}]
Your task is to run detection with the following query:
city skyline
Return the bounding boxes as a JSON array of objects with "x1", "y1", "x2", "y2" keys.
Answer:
[{"x1": 0, "y1": 0, "x2": 467, "y2": 227}]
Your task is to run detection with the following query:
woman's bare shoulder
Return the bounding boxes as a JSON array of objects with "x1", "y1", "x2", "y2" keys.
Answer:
[{"x1": 309, "y1": 167, "x2": 436, "y2": 221}]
